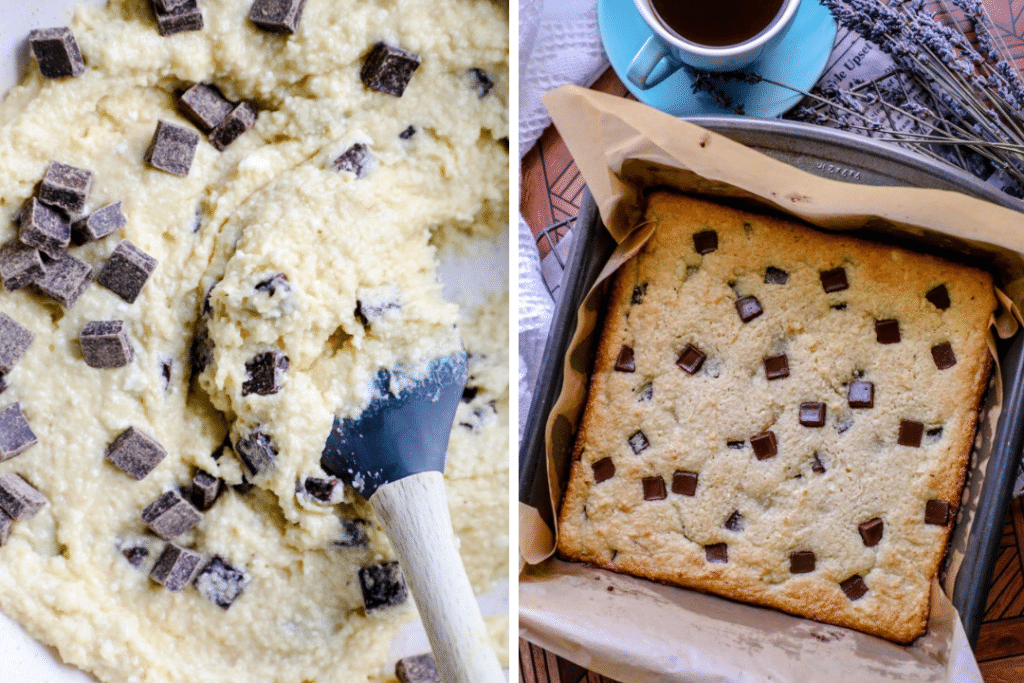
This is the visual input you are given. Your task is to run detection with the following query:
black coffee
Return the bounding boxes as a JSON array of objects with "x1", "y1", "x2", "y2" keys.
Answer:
[{"x1": 650, "y1": 0, "x2": 787, "y2": 47}]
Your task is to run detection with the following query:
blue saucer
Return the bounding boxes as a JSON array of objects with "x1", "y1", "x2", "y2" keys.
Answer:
[{"x1": 598, "y1": 0, "x2": 837, "y2": 117}]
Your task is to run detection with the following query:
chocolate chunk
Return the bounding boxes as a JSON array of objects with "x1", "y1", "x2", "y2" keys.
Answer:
[
  {"x1": 636, "y1": 382, "x2": 653, "y2": 402},
  {"x1": 248, "y1": 0, "x2": 307, "y2": 33},
  {"x1": 151, "y1": 0, "x2": 204, "y2": 36},
  {"x1": 334, "y1": 143, "x2": 372, "y2": 178},
  {"x1": 28, "y1": 27, "x2": 85, "y2": 79},
  {"x1": 337, "y1": 518, "x2": 370, "y2": 548},
  {"x1": 631, "y1": 283, "x2": 647, "y2": 304},
  {"x1": 840, "y1": 575, "x2": 868, "y2": 600},
  {"x1": 121, "y1": 542, "x2": 149, "y2": 568},
  {"x1": 0, "y1": 403, "x2": 37, "y2": 461},
  {"x1": 670, "y1": 471, "x2": 698, "y2": 497},
  {"x1": 20, "y1": 197, "x2": 70, "y2": 258},
  {"x1": 359, "y1": 561, "x2": 408, "y2": 612},
  {"x1": 642, "y1": 476, "x2": 666, "y2": 501},
  {"x1": 194, "y1": 556, "x2": 249, "y2": 609},
  {"x1": 790, "y1": 550, "x2": 816, "y2": 574},
  {"x1": 0, "y1": 242, "x2": 44, "y2": 290},
  {"x1": 926, "y1": 427, "x2": 943, "y2": 442},
  {"x1": 831, "y1": 303, "x2": 847, "y2": 311},
  {"x1": 836, "y1": 417, "x2": 854, "y2": 434},
  {"x1": 591, "y1": 457, "x2": 615, "y2": 483},
  {"x1": 875, "y1": 319, "x2": 900, "y2": 344},
  {"x1": 926, "y1": 284, "x2": 950, "y2": 310},
  {"x1": 676, "y1": 343, "x2": 706, "y2": 374},
  {"x1": 161, "y1": 359, "x2": 173, "y2": 389},
  {"x1": 727, "y1": 440, "x2": 745, "y2": 450},
  {"x1": 255, "y1": 273, "x2": 289, "y2": 296},
  {"x1": 628, "y1": 429, "x2": 649, "y2": 454},
  {"x1": 154, "y1": 0, "x2": 194, "y2": 13},
  {"x1": 399, "y1": 126, "x2": 416, "y2": 140},
  {"x1": 97, "y1": 240, "x2": 158, "y2": 304},
  {"x1": 0, "y1": 376, "x2": 7, "y2": 396},
  {"x1": 0, "y1": 509, "x2": 10, "y2": 545},
  {"x1": 81, "y1": 320, "x2": 134, "y2": 368},
  {"x1": 614, "y1": 345, "x2": 635, "y2": 372},
  {"x1": 735, "y1": 295, "x2": 763, "y2": 323},
  {"x1": 354, "y1": 296, "x2": 400, "y2": 326},
  {"x1": 142, "y1": 490, "x2": 204, "y2": 539},
  {"x1": 724, "y1": 511, "x2": 744, "y2": 531},
  {"x1": 39, "y1": 161, "x2": 93, "y2": 214},
  {"x1": 150, "y1": 543, "x2": 203, "y2": 591},
  {"x1": 191, "y1": 470, "x2": 222, "y2": 510},
  {"x1": 848, "y1": 380, "x2": 874, "y2": 408},
  {"x1": 750, "y1": 430, "x2": 777, "y2": 460},
  {"x1": 235, "y1": 429, "x2": 277, "y2": 475},
  {"x1": 931, "y1": 342, "x2": 957, "y2": 370},
  {"x1": 764, "y1": 266, "x2": 788, "y2": 285},
  {"x1": 144, "y1": 120, "x2": 199, "y2": 177},
  {"x1": 0, "y1": 473, "x2": 45, "y2": 520},
  {"x1": 105, "y1": 426, "x2": 167, "y2": 480},
  {"x1": 396, "y1": 653, "x2": 441, "y2": 683},
  {"x1": 460, "y1": 386, "x2": 478, "y2": 403},
  {"x1": 300, "y1": 476, "x2": 340, "y2": 503},
  {"x1": 71, "y1": 202, "x2": 126, "y2": 245},
  {"x1": 819, "y1": 267, "x2": 848, "y2": 293},
  {"x1": 468, "y1": 68, "x2": 494, "y2": 97},
  {"x1": 209, "y1": 102, "x2": 257, "y2": 151},
  {"x1": 799, "y1": 402, "x2": 826, "y2": 427},
  {"x1": 0, "y1": 313, "x2": 34, "y2": 374},
  {"x1": 858, "y1": 517, "x2": 884, "y2": 547},
  {"x1": 190, "y1": 318, "x2": 214, "y2": 376},
  {"x1": 242, "y1": 352, "x2": 289, "y2": 396},
  {"x1": 925, "y1": 499, "x2": 950, "y2": 525},
  {"x1": 693, "y1": 230, "x2": 718, "y2": 255},
  {"x1": 811, "y1": 453, "x2": 826, "y2": 473},
  {"x1": 763, "y1": 354, "x2": 789, "y2": 380},
  {"x1": 898, "y1": 419, "x2": 924, "y2": 447},
  {"x1": 705, "y1": 543, "x2": 728, "y2": 563},
  {"x1": 361, "y1": 42, "x2": 421, "y2": 97},
  {"x1": 178, "y1": 83, "x2": 233, "y2": 133},
  {"x1": 34, "y1": 250, "x2": 92, "y2": 307}
]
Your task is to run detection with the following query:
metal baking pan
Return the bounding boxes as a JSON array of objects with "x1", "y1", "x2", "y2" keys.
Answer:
[{"x1": 518, "y1": 116, "x2": 1024, "y2": 648}]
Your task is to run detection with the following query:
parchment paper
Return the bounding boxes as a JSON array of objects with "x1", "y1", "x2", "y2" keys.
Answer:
[{"x1": 519, "y1": 85, "x2": 1024, "y2": 683}]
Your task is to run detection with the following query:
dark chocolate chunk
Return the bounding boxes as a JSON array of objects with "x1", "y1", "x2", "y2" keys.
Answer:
[
  {"x1": 460, "y1": 386, "x2": 478, "y2": 403},
  {"x1": 354, "y1": 296, "x2": 400, "y2": 325},
  {"x1": 359, "y1": 561, "x2": 408, "y2": 612},
  {"x1": 705, "y1": 543, "x2": 728, "y2": 563},
  {"x1": 0, "y1": 473, "x2": 46, "y2": 520},
  {"x1": 831, "y1": 303, "x2": 847, "y2": 311},
  {"x1": 672, "y1": 470, "x2": 698, "y2": 496},
  {"x1": 337, "y1": 518, "x2": 370, "y2": 548},
  {"x1": 149, "y1": 542, "x2": 203, "y2": 591},
  {"x1": 396, "y1": 653, "x2": 441, "y2": 683},
  {"x1": 20, "y1": 197, "x2": 70, "y2": 258},
  {"x1": 764, "y1": 266, "x2": 788, "y2": 285},
  {"x1": 790, "y1": 550, "x2": 816, "y2": 574},
  {"x1": 875, "y1": 319, "x2": 900, "y2": 344},
  {"x1": 399, "y1": 126, "x2": 416, "y2": 140},
  {"x1": 642, "y1": 476, "x2": 666, "y2": 501},
  {"x1": 763, "y1": 354, "x2": 789, "y2": 380},
  {"x1": 840, "y1": 575, "x2": 868, "y2": 601},
  {"x1": 232, "y1": 478, "x2": 254, "y2": 495},
  {"x1": 811, "y1": 453, "x2": 826, "y2": 473},
  {"x1": 105, "y1": 426, "x2": 167, "y2": 480},
  {"x1": 628, "y1": 430, "x2": 649, "y2": 454},
  {"x1": 71, "y1": 202, "x2": 126, "y2": 245},
  {"x1": 925, "y1": 499, "x2": 950, "y2": 525},
  {"x1": 926, "y1": 284, "x2": 950, "y2": 310},
  {"x1": 727, "y1": 440, "x2": 745, "y2": 450},
  {"x1": 39, "y1": 161, "x2": 93, "y2": 214},
  {"x1": 0, "y1": 313, "x2": 34, "y2": 374},
  {"x1": 799, "y1": 402, "x2": 826, "y2": 427},
  {"x1": 28, "y1": 27, "x2": 85, "y2": 79},
  {"x1": 614, "y1": 345, "x2": 635, "y2": 372},
  {"x1": 468, "y1": 68, "x2": 494, "y2": 97},
  {"x1": 236, "y1": 429, "x2": 277, "y2": 475},
  {"x1": 858, "y1": 517, "x2": 884, "y2": 547},
  {"x1": 0, "y1": 403, "x2": 37, "y2": 461},
  {"x1": 361, "y1": 42, "x2": 421, "y2": 97},
  {"x1": 194, "y1": 556, "x2": 249, "y2": 609},
  {"x1": 735, "y1": 295, "x2": 763, "y2": 323},
  {"x1": 190, "y1": 318, "x2": 214, "y2": 376},
  {"x1": 254, "y1": 273, "x2": 289, "y2": 296},
  {"x1": 0, "y1": 242, "x2": 44, "y2": 290},
  {"x1": 676, "y1": 343, "x2": 706, "y2": 374},
  {"x1": 97, "y1": 240, "x2": 158, "y2": 304},
  {"x1": 898, "y1": 420, "x2": 924, "y2": 447},
  {"x1": 121, "y1": 543, "x2": 149, "y2": 568},
  {"x1": 161, "y1": 358, "x2": 173, "y2": 389},
  {"x1": 636, "y1": 381, "x2": 653, "y2": 402},
  {"x1": 931, "y1": 342, "x2": 957, "y2": 370},
  {"x1": 178, "y1": 83, "x2": 233, "y2": 133},
  {"x1": 248, "y1": 0, "x2": 307, "y2": 33},
  {"x1": 724, "y1": 511, "x2": 744, "y2": 532},
  {"x1": 334, "y1": 143, "x2": 372, "y2": 178},
  {"x1": 155, "y1": 0, "x2": 198, "y2": 15},
  {"x1": 81, "y1": 320, "x2": 134, "y2": 368},
  {"x1": 242, "y1": 351, "x2": 290, "y2": 396},
  {"x1": 819, "y1": 267, "x2": 848, "y2": 293},
  {"x1": 0, "y1": 509, "x2": 10, "y2": 545},
  {"x1": 591, "y1": 457, "x2": 615, "y2": 483},
  {"x1": 926, "y1": 427, "x2": 943, "y2": 442},
  {"x1": 191, "y1": 470, "x2": 222, "y2": 510},
  {"x1": 848, "y1": 380, "x2": 874, "y2": 409},
  {"x1": 750, "y1": 431, "x2": 777, "y2": 460},
  {"x1": 209, "y1": 102, "x2": 257, "y2": 151},
  {"x1": 631, "y1": 283, "x2": 647, "y2": 304},
  {"x1": 144, "y1": 120, "x2": 199, "y2": 177},
  {"x1": 301, "y1": 476, "x2": 341, "y2": 503},
  {"x1": 693, "y1": 230, "x2": 718, "y2": 255},
  {"x1": 142, "y1": 490, "x2": 204, "y2": 539},
  {"x1": 0, "y1": 376, "x2": 8, "y2": 396},
  {"x1": 34, "y1": 249, "x2": 93, "y2": 307},
  {"x1": 151, "y1": 0, "x2": 204, "y2": 36}
]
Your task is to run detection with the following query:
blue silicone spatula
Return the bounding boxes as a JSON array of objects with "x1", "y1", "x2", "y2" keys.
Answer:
[{"x1": 321, "y1": 352, "x2": 503, "y2": 683}]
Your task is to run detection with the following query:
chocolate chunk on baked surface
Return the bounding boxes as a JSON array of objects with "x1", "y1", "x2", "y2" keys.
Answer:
[{"x1": 557, "y1": 192, "x2": 995, "y2": 644}]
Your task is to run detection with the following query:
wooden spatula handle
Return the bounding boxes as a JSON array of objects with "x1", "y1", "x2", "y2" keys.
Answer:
[{"x1": 371, "y1": 471, "x2": 504, "y2": 683}]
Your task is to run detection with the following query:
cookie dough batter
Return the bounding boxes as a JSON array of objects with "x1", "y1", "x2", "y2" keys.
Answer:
[{"x1": 0, "y1": 0, "x2": 508, "y2": 681}]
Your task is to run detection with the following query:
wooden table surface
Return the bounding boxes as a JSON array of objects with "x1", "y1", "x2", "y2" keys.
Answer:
[{"x1": 518, "y1": 66, "x2": 1024, "y2": 683}]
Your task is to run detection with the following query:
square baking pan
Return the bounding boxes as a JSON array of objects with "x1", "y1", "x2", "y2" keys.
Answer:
[{"x1": 519, "y1": 116, "x2": 1024, "y2": 649}]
